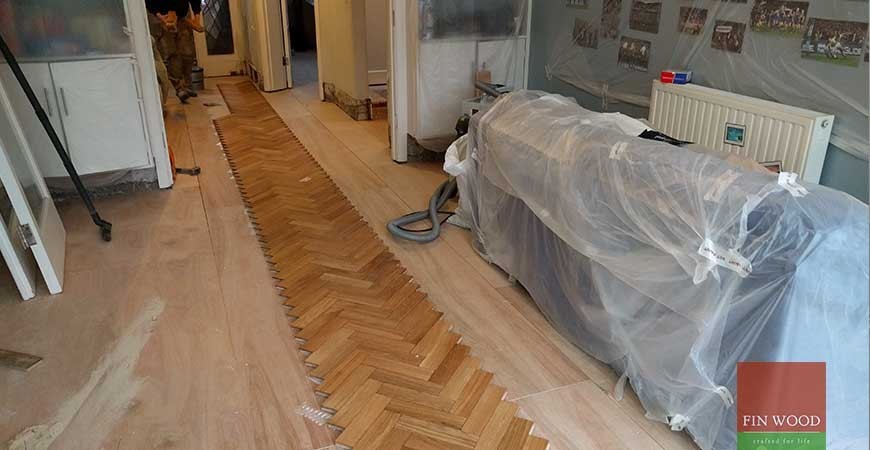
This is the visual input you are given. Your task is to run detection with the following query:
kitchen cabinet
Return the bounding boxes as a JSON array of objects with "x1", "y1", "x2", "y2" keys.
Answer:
[
  {"x1": 0, "y1": 63, "x2": 67, "y2": 177},
  {"x1": 51, "y1": 59, "x2": 150, "y2": 175},
  {"x1": 0, "y1": 0, "x2": 172, "y2": 186},
  {"x1": 0, "y1": 58, "x2": 150, "y2": 177}
]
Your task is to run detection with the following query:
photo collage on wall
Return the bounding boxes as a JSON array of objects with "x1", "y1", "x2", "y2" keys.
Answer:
[
  {"x1": 574, "y1": 18, "x2": 600, "y2": 48},
  {"x1": 565, "y1": 0, "x2": 869, "y2": 72},
  {"x1": 712, "y1": 21, "x2": 747, "y2": 53},
  {"x1": 618, "y1": 37, "x2": 652, "y2": 71},
  {"x1": 629, "y1": 1, "x2": 662, "y2": 34},
  {"x1": 801, "y1": 18, "x2": 868, "y2": 67},
  {"x1": 678, "y1": 7, "x2": 708, "y2": 35},
  {"x1": 600, "y1": 0, "x2": 623, "y2": 39},
  {"x1": 750, "y1": 1, "x2": 809, "y2": 35}
]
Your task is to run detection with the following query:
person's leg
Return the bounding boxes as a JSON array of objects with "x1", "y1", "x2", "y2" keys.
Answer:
[
  {"x1": 177, "y1": 20, "x2": 197, "y2": 96},
  {"x1": 163, "y1": 30, "x2": 190, "y2": 102},
  {"x1": 147, "y1": 14, "x2": 173, "y2": 108},
  {"x1": 152, "y1": 37, "x2": 171, "y2": 107}
]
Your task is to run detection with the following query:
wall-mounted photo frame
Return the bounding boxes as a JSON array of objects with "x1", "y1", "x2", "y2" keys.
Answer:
[{"x1": 724, "y1": 123, "x2": 746, "y2": 147}]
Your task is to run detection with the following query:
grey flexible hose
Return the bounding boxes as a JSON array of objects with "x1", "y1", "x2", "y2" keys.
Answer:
[{"x1": 387, "y1": 178, "x2": 458, "y2": 243}]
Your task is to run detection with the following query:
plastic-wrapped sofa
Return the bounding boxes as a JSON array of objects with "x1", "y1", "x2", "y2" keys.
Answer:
[{"x1": 447, "y1": 90, "x2": 869, "y2": 450}]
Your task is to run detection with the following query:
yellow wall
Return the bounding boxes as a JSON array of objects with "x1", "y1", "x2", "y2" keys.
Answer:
[
  {"x1": 318, "y1": 0, "x2": 369, "y2": 99},
  {"x1": 365, "y1": 0, "x2": 389, "y2": 74}
]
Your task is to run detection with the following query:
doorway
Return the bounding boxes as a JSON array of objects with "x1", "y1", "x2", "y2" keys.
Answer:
[
  {"x1": 284, "y1": 0, "x2": 318, "y2": 88},
  {"x1": 194, "y1": 0, "x2": 244, "y2": 77}
]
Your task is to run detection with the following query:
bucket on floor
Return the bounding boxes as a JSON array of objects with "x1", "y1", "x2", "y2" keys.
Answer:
[{"x1": 191, "y1": 66, "x2": 205, "y2": 92}]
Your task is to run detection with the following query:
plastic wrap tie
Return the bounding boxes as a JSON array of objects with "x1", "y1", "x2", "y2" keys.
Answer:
[
  {"x1": 669, "y1": 414, "x2": 691, "y2": 431},
  {"x1": 610, "y1": 371, "x2": 629, "y2": 401},
  {"x1": 778, "y1": 172, "x2": 809, "y2": 197},
  {"x1": 697, "y1": 239, "x2": 752, "y2": 278},
  {"x1": 714, "y1": 385, "x2": 734, "y2": 406}
]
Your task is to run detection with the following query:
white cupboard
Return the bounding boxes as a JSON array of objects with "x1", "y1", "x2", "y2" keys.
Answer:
[
  {"x1": 0, "y1": 0, "x2": 172, "y2": 187},
  {"x1": 0, "y1": 58, "x2": 150, "y2": 178},
  {"x1": 0, "y1": 63, "x2": 67, "y2": 177}
]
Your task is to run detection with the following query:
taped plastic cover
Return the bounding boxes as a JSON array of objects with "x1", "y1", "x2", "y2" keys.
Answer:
[
  {"x1": 542, "y1": 0, "x2": 869, "y2": 159},
  {"x1": 449, "y1": 90, "x2": 869, "y2": 450}
]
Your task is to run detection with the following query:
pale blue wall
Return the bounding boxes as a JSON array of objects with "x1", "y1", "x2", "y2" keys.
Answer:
[{"x1": 527, "y1": 2, "x2": 869, "y2": 203}]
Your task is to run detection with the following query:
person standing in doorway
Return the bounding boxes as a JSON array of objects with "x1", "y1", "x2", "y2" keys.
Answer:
[{"x1": 145, "y1": 0, "x2": 204, "y2": 103}]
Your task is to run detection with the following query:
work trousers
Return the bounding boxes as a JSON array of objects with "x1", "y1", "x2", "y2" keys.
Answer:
[{"x1": 149, "y1": 15, "x2": 196, "y2": 93}]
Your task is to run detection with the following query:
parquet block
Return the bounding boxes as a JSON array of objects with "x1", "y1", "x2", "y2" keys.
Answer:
[{"x1": 213, "y1": 82, "x2": 547, "y2": 450}]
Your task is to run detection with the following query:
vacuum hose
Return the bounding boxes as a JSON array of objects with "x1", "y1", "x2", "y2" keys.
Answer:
[{"x1": 387, "y1": 178, "x2": 458, "y2": 243}]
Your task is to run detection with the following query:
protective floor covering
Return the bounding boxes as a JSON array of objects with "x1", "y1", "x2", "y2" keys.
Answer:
[{"x1": 214, "y1": 82, "x2": 549, "y2": 450}]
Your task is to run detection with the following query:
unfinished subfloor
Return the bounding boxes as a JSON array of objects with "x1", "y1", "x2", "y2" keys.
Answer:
[{"x1": 0, "y1": 77, "x2": 700, "y2": 450}]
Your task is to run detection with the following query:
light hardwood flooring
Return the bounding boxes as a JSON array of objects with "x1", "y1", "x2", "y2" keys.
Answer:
[{"x1": 0, "y1": 77, "x2": 699, "y2": 450}]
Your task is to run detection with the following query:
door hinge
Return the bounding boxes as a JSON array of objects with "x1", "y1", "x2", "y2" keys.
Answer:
[
  {"x1": 18, "y1": 224, "x2": 36, "y2": 248},
  {"x1": 282, "y1": 56, "x2": 289, "y2": 66}
]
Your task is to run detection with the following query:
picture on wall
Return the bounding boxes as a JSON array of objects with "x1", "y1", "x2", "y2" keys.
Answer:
[
  {"x1": 678, "y1": 7, "x2": 708, "y2": 35},
  {"x1": 801, "y1": 18, "x2": 868, "y2": 67},
  {"x1": 601, "y1": 0, "x2": 623, "y2": 39},
  {"x1": 566, "y1": 0, "x2": 589, "y2": 9},
  {"x1": 629, "y1": 0, "x2": 662, "y2": 34},
  {"x1": 618, "y1": 36, "x2": 651, "y2": 72},
  {"x1": 711, "y1": 21, "x2": 747, "y2": 53},
  {"x1": 750, "y1": 1, "x2": 809, "y2": 35},
  {"x1": 573, "y1": 18, "x2": 599, "y2": 48}
]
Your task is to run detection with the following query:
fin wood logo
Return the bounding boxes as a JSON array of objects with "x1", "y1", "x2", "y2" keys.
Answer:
[{"x1": 737, "y1": 362, "x2": 826, "y2": 450}]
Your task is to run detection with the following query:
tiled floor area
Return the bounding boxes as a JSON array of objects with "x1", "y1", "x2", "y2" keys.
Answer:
[{"x1": 0, "y1": 77, "x2": 699, "y2": 450}]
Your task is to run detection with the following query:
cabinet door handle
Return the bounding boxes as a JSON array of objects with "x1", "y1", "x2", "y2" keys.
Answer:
[
  {"x1": 59, "y1": 87, "x2": 70, "y2": 116},
  {"x1": 43, "y1": 87, "x2": 53, "y2": 117}
]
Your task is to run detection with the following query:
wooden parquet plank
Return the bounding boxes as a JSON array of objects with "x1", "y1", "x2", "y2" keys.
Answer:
[{"x1": 213, "y1": 82, "x2": 548, "y2": 450}]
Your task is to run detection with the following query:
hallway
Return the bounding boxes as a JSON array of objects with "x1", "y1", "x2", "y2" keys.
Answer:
[{"x1": 0, "y1": 78, "x2": 698, "y2": 450}]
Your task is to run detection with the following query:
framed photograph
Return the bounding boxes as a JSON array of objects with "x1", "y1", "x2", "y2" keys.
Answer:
[
  {"x1": 618, "y1": 37, "x2": 651, "y2": 72},
  {"x1": 801, "y1": 18, "x2": 868, "y2": 68},
  {"x1": 601, "y1": 0, "x2": 623, "y2": 40},
  {"x1": 629, "y1": 0, "x2": 662, "y2": 34},
  {"x1": 712, "y1": 21, "x2": 747, "y2": 53},
  {"x1": 678, "y1": 7, "x2": 708, "y2": 35},
  {"x1": 566, "y1": 0, "x2": 590, "y2": 9},
  {"x1": 573, "y1": 18, "x2": 599, "y2": 48},
  {"x1": 724, "y1": 123, "x2": 746, "y2": 147},
  {"x1": 750, "y1": 1, "x2": 809, "y2": 35}
]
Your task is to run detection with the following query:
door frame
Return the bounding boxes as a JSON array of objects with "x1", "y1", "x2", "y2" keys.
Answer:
[
  {"x1": 126, "y1": 0, "x2": 173, "y2": 188},
  {"x1": 314, "y1": 0, "x2": 325, "y2": 100},
  {"x1": 279, "y1": 0, "x2": 293, "y2": 89},
  {"x1": 388, "y1": 0, "x2": 409, "y2": 163}
]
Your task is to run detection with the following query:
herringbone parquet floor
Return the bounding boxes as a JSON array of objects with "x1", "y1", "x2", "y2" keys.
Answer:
[{"x1": 213, "y1": 82, "x2": 549, "y2": 450}]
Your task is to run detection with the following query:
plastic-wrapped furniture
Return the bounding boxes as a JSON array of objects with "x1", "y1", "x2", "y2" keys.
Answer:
[{"x1": 448, "y1": 90, "x2": 869, "y2": 450}]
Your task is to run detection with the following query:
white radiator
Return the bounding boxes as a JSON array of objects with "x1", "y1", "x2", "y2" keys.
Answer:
[{"x1": 649, "y1": 80, "x2": 834, "y2": 183}]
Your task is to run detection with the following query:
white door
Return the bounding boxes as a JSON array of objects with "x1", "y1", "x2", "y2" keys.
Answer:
[
  {"x1": 50, "y1": 59, "x2": 151, "y2": 175},
  {"x1": 0, "y1": 63, "x2": 68, "y2": 178},
  {"x1": 0, "y1": 77, "x2": 66, "y2": 297},
  {"x1": 195, "y1": 0, "x2": 245, "y2": 76}
]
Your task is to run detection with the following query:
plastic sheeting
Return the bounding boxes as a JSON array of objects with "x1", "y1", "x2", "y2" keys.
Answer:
[
  {"x1": 449, "y1": 90, "x2": 869, "y2": 450},
  {"x1": 542, "y1": 0, "x2": 869, "y2": 160}
]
